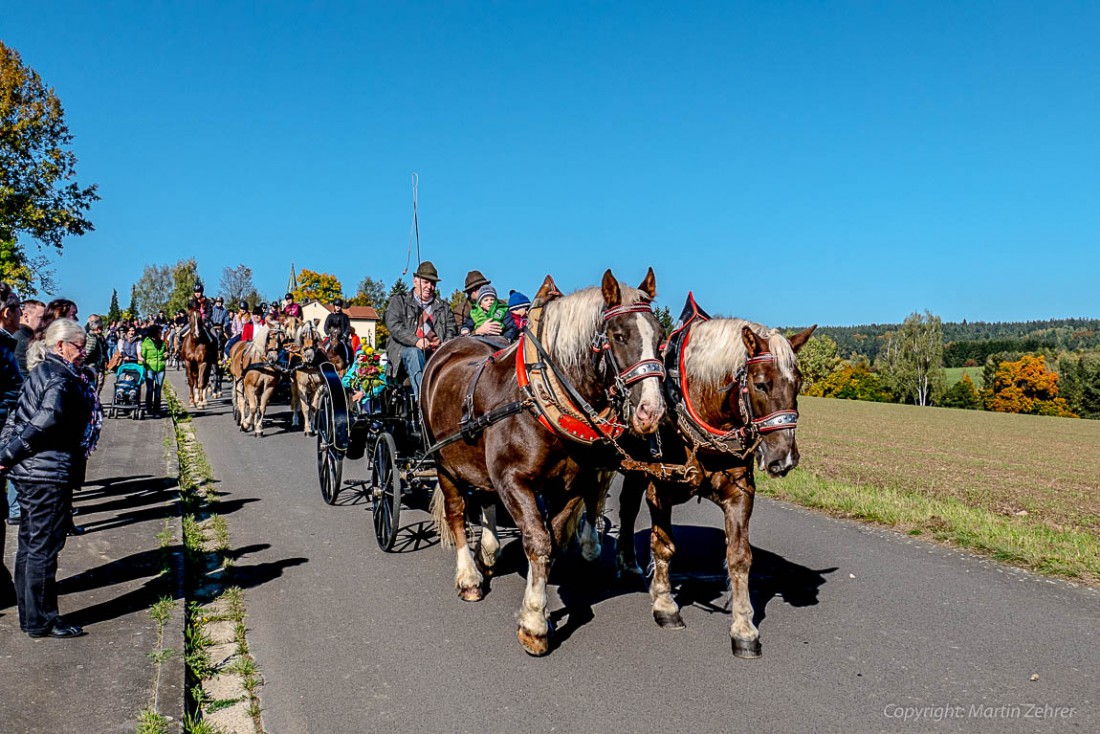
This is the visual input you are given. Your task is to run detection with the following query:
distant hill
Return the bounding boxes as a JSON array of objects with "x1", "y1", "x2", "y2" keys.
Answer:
[{"x1": 788, "y1": 318, "x2": 1100, "y2": 366}]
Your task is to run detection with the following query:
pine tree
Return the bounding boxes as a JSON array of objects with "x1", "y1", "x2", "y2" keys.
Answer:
[
  {"x1": 126, "y1": 285, "x2": 138, "y2": 320},
  {"x1": 107, "y1": 288, "x2": 121, "y2": 322}
]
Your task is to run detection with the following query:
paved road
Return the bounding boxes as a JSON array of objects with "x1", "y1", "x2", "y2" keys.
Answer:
[{"x1": 168, "y1": 371, "x2": 1098, "y2": 734}]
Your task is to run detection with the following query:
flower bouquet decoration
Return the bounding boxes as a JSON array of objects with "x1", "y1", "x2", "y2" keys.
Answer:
[{"x1": 343, "y1": 345, "x2": 386, "y2": 408}]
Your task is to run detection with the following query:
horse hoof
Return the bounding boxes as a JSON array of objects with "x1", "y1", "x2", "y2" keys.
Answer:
[
  {"x1": 517, "y1": 626, "x2": 550, "y2": 657},
  {"x1": 654, "y1": 610, "x2": 686, "y2": 630},
  {"x1": 732, "y1": 636, "x2": 762, "y2": 659},
  {"x1": 458, "y1": 586, "x2": 483, "y2": 602}
]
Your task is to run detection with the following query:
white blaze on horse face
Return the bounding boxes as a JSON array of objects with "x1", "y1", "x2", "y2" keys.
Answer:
[{"x1": 631, "y1": 314, "x2": 664, "y2": 432}]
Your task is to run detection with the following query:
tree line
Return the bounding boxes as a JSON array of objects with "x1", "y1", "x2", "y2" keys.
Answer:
[{"x1": 796, "y1": 312, "x2": 1100, "y2": 419}]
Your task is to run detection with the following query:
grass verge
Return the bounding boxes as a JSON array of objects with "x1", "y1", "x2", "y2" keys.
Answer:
[
  {"x1": 166, "y1": 384, "x2": 265, "y2": 733},
  {"x1": 757, "y1": 468, "x2": 1100, "y2": 585}
]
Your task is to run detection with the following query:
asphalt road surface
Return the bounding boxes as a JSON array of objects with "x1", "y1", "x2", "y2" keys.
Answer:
[{"x1": 168, "y1": 371, "x2": 1098, "y2": 734}]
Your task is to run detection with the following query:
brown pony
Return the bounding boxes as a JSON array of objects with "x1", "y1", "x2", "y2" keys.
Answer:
[
  {"x1": 180, "y1": 305, "x2": 218, "y2": 408},
  {"x1": 321, "y1": 326, "x2": 353, "y2": 374},
  {"x1": 286, "y1": 317, "x2": 325, "y2": 435},
  {"x1": 609, "y1": 302, "x2": 815, "y2": 658},
  {"x1": 228, "y1": 323, "x2": 286, "y2": 437},
  {"x1": 422, "y1": 269, "x2": 666, "y2": 656}
]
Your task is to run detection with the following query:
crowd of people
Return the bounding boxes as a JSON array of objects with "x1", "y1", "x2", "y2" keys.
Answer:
[
  {"x1": 1, "y1": 285, "x2": 102, "y2": 639},
  {"x1": 0, "y1": 266, "x2": 530, "y2": 640}
]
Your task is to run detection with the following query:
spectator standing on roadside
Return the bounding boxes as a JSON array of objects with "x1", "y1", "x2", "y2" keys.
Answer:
[
  {"x1": 0, "y1": 283, "x2": 25, "y2": 602},
  {"x1": 139, "y1": 327, "x2": 167, "y2": 416},
  {"x1": 0, "y1": 318, "x2": 102, "y2": 638},
  {"x1": 84, "y1": 315, "x2": 108, "y2": 393},
  {"x1": 13, "y1": 298, "x2": 45, "y2": 376}
]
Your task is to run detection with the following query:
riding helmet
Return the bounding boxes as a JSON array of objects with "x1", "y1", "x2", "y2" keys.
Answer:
[{"x1": 193, "y1": 281, "x2": 204, "y2": 293}]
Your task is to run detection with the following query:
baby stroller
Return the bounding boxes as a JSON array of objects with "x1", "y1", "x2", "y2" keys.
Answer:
[{"x1": 109, "y1": 362, "x2": 145, "y2": 419}]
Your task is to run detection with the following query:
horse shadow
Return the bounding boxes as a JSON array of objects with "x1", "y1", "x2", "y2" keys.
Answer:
[{"x1": 624, "y1": 525, "x2": 836, "y2": 626}]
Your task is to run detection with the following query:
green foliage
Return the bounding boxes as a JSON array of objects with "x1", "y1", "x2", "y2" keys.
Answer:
[
  {"x1": 655, "y1": 305, "x2": 673, "y2": 336},
  {"x1": 166, "y1": 258, "x2": 200, "y2": 315},
  {"x1": 107, "y1": 288, "x2": 121, "y2": 322},
  {"x1": 134, "y1": 263, "x2": 173, "y2": 315},
  {"x1": 940, "y1": 373, "x2": 982, "y2": 409},
  {"x1": 447, "y1": 288, "x2": 465, "y2": 314},
  {"x1": 353, "y1": 275, "x2": 387, "y2": 309},
  {"x1": 293, "y1": 268, "x2": 343, "y2": 304},
  {"x1": 806, "y1": 359, "x2": 893, "y2": 402},
  {"x1": 388, "y1": 278, "x2": 408, "y2": 300},
  {"x1": 796, "y1": 333, "x2": 843, "y2": 395},
  {"x1": 1058, "y1": 353, "x2": 1100, "y2": 419},
  {"x1": 0, "y1": 42, "x2": 98, "y2": 293},
  {"x1": 877, "y1": 311, "x2": 947, "y2": 407},
  {"x1": 124, "y1": 285, "x2": 138, "y2": 321}
]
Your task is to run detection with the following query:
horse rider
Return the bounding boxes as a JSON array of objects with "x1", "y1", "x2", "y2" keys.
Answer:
[
  {"x1": 191, "y1": 282, "x2": 210, "y2": 320},
  {"x1": 323, "y1": 298, "x2": 351, "y2": 340},
  {"x1": 225, "y1": 305, "x2": 264, "y2": 358},
  {"x1": 223, "y1": 301, "x2": 250, "y2": 358},
  {"x1": 282, "y1": 293, "x2": 302, "y2": 320},
  {"x1": 208, "y1": 295, "x2": 231, "y2": 355},
  {"x1": 384, "y1": 260, "x2": 455, "y2": 401}
]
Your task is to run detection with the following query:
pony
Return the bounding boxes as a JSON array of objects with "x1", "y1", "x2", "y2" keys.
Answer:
[
  {"x1": 285, "y1": 317, "x2": 325, "y2": 436},
  {"x1": 228, "y1": 323, "x2": 286, "y2": 437},
  {"x1": 180, "y1": 305, "x2": 218, "y2": 408},
  {"x1": 322, "y1": 326, "x2": 353, "y2": 374},
  {"x1": 421, "y1": 269, "x2": 666, "y2": 656},
  {"x1": 607, "y1": 298, "x2": 815, "y2": 658}
]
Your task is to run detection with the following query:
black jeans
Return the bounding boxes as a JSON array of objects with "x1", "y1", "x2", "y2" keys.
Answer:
[
  {"x1": 0, "y1": 479, "x2": 14, "y2": 608},
  {"x1": 14, "y1": 481, "x2": 73, "y2": 633}
]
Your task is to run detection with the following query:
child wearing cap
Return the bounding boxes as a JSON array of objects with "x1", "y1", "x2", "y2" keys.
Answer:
[
  {"x1": 461, "y1": 284, "x2": 517, "y2": 341},
  {"x1": 507, "y1": 290, "x2": 531, "y2": 335}
]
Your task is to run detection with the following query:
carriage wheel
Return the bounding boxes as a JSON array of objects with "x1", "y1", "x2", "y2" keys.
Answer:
[
  {"x1": 316, "y1": 388, "x2": 344, "y2": 505},
  {"x1": 371, "y1": 432, "x2": 401, "y2": 552}
]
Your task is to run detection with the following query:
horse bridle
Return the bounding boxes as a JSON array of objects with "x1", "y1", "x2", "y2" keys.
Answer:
[
  {"x1": 592, "y1": 302, "x2": 666, "y2": 410},
  {"x1": 729, "y1": 354, "x2": 800, "y2": 436}
]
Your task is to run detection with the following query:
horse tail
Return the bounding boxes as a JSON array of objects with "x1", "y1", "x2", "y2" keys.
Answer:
[
  {"x1": 430, "y1": 486, "x2": 455, "y2": 549},
  {"x1": 561, "y1": 469, "x2": 613, "y2": 551}
]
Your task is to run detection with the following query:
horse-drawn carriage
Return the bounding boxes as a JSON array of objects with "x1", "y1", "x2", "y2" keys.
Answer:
[
  {"x1": 314, "y1": 360, "x2": 431, "y2": 550},
  {"x1": 311, "y1": 268, "x2": 816, "y2": 658}
]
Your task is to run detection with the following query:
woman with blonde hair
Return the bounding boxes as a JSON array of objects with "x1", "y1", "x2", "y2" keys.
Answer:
[{"x1": 0, "y1": 319, "x2": 102, "y2": 638}]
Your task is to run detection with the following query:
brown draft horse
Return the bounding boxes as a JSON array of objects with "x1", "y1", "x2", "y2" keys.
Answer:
[
  {"x1": 228, "y1": 324, "x2": 286, "y2": 437},
  {"x1": 285, "y1": 317, "x2": 325, "y2": 436},
  {"x1": 608, "y1": 303, "x2": 815, "y2": 658},
  {"x1": 180, "y1": 305, "x2": 218, "y2": 408},
  {"x1": 321, "y1": 326, "x2": 353, "y2": 374},
  {"x1": 422, "y1": 269, "x2": 666, "y2": 656}
]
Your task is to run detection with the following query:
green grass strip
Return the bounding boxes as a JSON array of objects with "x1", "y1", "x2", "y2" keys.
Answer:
[{"x1": 757, "y1": 468, "x2": 1100, "y2": 584}]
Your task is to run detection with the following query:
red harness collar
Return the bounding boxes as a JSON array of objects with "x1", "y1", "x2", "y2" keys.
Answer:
[{"x1": 516, "y1": 334, "x2": 625, "y2": 442}]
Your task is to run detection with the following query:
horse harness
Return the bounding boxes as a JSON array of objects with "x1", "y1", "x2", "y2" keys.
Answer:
[
  {"x1": 621, "y1": 293, "x2": 802, "y2": 487},
  {"x1": 424, "y1": 279, "x2": 666, "y2": 462}
]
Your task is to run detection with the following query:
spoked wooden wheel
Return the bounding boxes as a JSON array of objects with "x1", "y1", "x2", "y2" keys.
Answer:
[
  {"x1": 371, "y1": 432, "x2": 401, "y2": 551},
  {"x1": 316, "y1": 387, "x2": 344, "y2": 505}
]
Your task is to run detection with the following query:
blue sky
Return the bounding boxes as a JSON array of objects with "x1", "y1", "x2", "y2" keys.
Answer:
[{"x1": 4, "y1": 1, "x2": 1098, "y2": 326}]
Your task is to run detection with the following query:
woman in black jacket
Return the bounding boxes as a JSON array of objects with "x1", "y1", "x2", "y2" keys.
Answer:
[{"x1": 0, "y1": 318, "x2": 102, "y2": 638}]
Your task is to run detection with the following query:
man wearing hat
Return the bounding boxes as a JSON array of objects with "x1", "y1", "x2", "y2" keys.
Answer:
[
  {"x1": 323, "y1": 298, "x2": 351, "y2": 340},
  {"x1": 384, "y1": 261, "x2": 456, "y2": 400}
]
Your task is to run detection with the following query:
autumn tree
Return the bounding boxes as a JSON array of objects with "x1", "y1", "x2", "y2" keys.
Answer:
[
  {"x1": 1, "y1": 42, "x2": 98, "y2": 293},
  {"x1": 878, "y1": 311, "x2": 947, "y2": 406},
  {"x1": 219, "y1": 264, "x2": 257, "y2": 305},
  {"x1": 294, "y1": 268, "x2": 343, "y2": 304},
  {"x1": 940, "y1": 373, "x2": 982, "y2": 410},
  {"x1": 805, "y1": 359, "x2": 893, "y2": 402},
  {"x1": 796, "y1": 333, "x2": 843, "y2": 395},
  {"x1": 107, "y1": 288, "x2": 121, "y2": 322},
  {"x1": 985, "y1": 354, "x2": 1076, "y2": 417}
]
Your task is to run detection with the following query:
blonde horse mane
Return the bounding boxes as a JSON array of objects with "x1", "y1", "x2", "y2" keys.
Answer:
[
  {"x1": 540, "y1": 283, "x2": 651, "y2": 370},
  {"x1": 683, "y1": 319, "x2": 798, "y2": 385}
]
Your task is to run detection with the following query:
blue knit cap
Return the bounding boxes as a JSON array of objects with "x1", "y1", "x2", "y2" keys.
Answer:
[{"x1": 508, "y1": 290, "x2": 531, "y2": 312}]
